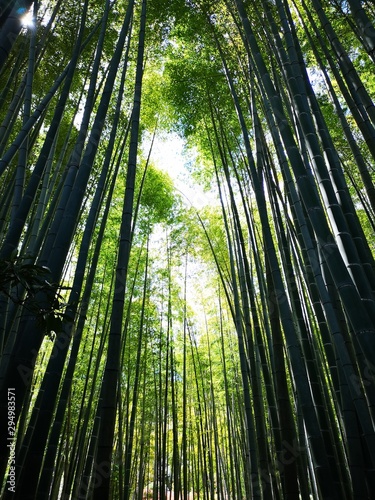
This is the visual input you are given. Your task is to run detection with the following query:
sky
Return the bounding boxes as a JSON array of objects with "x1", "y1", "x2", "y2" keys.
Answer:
[
  {"x1": 142, "y1": 132, "x2": 220, "y2": 331},
  {"x1": 142, "y1": 131, "x2": 217, "y2": 210}
]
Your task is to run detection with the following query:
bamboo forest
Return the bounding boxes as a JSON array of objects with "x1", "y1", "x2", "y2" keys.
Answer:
[{"x1": 1, "y1": 0, "x2": 375, "y2": 498}]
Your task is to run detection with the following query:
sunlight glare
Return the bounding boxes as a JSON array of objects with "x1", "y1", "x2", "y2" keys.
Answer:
[{"x1": 21, "y1": 10, "x2": 35, "y2": 29}]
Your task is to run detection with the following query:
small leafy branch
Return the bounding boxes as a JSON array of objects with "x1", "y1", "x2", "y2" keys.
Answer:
[{"x1": 0, "y1": 257, "x2": 71, "y2": 338}]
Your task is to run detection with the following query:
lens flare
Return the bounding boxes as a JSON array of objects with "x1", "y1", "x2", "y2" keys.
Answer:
[{"x1": 21, "y1": 11, "x2": 34, "y2": 29}]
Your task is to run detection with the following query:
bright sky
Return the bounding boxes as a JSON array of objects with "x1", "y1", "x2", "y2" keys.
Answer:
[
  {"x1": 143, "y1": 131, "x2": 217, "y2": 210},
  {"x1": 142, "y1": 132, "x2": 220, "y2": 333}
]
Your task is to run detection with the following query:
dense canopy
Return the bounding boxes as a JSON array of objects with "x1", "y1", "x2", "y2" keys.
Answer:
[{"x1": 1, "y1": 0, "x2": 375, "y2": 498}]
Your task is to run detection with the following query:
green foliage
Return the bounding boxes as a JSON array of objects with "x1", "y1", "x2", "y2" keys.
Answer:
[
  {"x1": 0, "y1": 257, "x2": 71, "y2": 337},
  {"x1": 0, "y1": 257, "x2": 50, "y2": 295},
  {"x1": 141, "y1": 165, "x2": 175, "y2": 223},
  {"x1": 1, "y1": 0, "x2": 375, "y2": 498}
]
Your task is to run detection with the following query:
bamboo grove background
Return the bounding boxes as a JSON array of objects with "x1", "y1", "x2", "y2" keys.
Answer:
[{"x1": 0, "y1": 0, "x2": 375, "y2": 498}]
